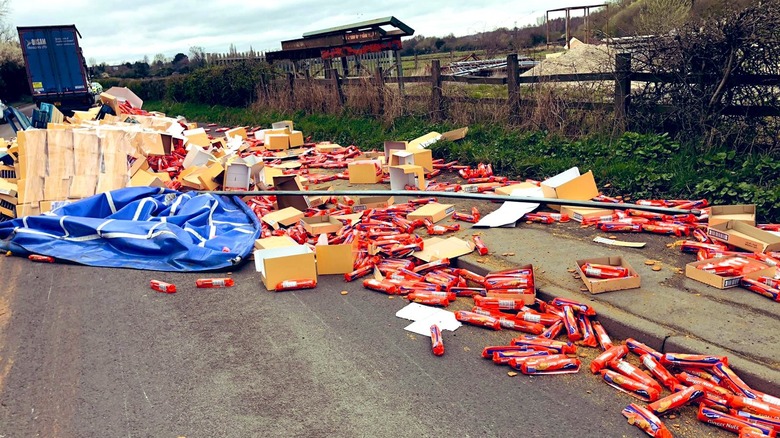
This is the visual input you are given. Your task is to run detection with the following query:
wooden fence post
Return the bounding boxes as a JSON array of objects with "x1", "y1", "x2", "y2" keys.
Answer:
[
  {"x1": 431, "y1": 59, "x2": 443, "y2": 122},
  {"x1": 506, "y1": 54, "x2": 520, "y2": 124},
  {"x1": 324, "y1": 59, "x2": 333, "y2": 79},
  {"x1": 287, "y1": 72, "x2": 295, "y2": 106},
  {"x1": 330, "y1": 68, "x2": 345, "y2": 106},
  {"x1": 374, "y1": 66, "x2": 385, "y2": 115},
  {"x1": 614, "y1": 53, "x2": 631, "y2": 125}
]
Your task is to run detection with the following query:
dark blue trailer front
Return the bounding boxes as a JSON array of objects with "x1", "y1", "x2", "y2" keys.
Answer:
[{"x1": 17, "y1": 25, "x2": 94, "y2": 114}]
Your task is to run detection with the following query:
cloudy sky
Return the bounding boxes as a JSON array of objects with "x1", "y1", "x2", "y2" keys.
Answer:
[{"x1": 10, "y1": 0, "x2": 605, "y2": 64}]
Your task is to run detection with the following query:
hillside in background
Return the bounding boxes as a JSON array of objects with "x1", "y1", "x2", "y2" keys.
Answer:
[{"x1": 401, "y1": 0, "x2": 759, "y2": 55}]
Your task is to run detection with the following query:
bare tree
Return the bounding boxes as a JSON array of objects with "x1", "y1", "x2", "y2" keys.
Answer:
[
  {"x1": 0, "y1": 0, "x2": 15, "y2": 43},
  {"x1": 637, "y1": 0, "x2": 691, "y2": 34},
  {"x1": 189, "y1": 46, "x2": 206, "y2": 68},
  {"x1": 630, "y1": 1, "x2": 780, "y2": 152}
]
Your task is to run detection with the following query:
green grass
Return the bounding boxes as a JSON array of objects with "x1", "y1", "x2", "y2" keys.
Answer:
[{"x1": 145, "y1": 100, "x2": 780, "y2": 222}]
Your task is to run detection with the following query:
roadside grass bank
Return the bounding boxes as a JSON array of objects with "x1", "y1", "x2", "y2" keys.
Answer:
[{"x1": 145, "y1": 100, "x2": 780, "y2": 222}]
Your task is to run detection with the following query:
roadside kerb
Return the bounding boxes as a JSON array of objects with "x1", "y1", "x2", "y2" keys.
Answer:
[{"x1": 455, "y1": 257, "x2": 780, "y2": 397}]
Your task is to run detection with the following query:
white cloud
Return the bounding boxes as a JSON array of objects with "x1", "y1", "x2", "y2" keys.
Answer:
[{"x1": 9, "y1": 0, "x2": 605, "y2": 64}]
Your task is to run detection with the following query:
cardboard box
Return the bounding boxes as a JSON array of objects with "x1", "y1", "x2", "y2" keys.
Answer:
[
  {"x1": 223, "y1": 160, "x2": 251, "y2": 191},
  {"x1": 197, "y1": 162, "x2": 224, "y2": 191},
  {"x1": 265, "y1": 134, "x2": 290, "y2": 151},
  {"x1": 348, "y1": 160, "x2": 382, "y2": 184},
  {"x1": 389, "y1": 164, "x2": 425, "y2": 190},
  {"x1": 0, "y1": 178, "x2": 17, "y2": 197},
  {"x1": 685, "y1": 256, "x2": 775, "y2": 289},
  {"x1": 575, "y1": 256, "x2": 641, "y2": 294},
  {"x1": 273, "y1": 175, "x2": 311, "y2": 211},
  {"x1": 707, "y1": 220, "x2": 780, "y2": 253},
  {"x1": 289, "y1": 131, "x2": 304, "y2": 147},
  {"x1": 262, "y1": 207, "x2": 304, "y2": 230},
  {"x1": 183, "y1": 128, "x2": 211, "y2": 147},
  {"x1": 440, "y1": 127, "x2": 469, "y2": 141},
  {"x1": 403, "y1": 145, "x2": 433, "y2": 172},
  {"x1": 352, "y1": 196, "x2": 394, "y2": 212},
  {"x1": 137, "y1": 131, "x2": 173, "y2": 156},
  {"x1": 383, "y1": 141, "x2": 407, "y2": 162},
  {"x1": 315, "y1": 235, "x2": 358, "y2": 275},
  {"x1": 300, "y1": 216, "x2": 343, "y2": 235},
  {"x1": 494, "y1": 182, "x2": 539, "y2": 197},
  {"x1": 255, "y1": 235, "x2": 298, "y2": 250},
  {"x1": 315, "y1": 143, "x2": 343, "y2": 153},
  {"x1": 407, "y1": 203, "x2": 455, "y2": 223},
  {"x1": 709, "y1": 205, "x2": 756, "y2": 227},
  {"x1": 408, "y1": 132, "x2": 442, "y2": 149},
  {"x1": 561, "y1": 205, "x2": 615, "y2": 223},
  {"x1": 272, "y1": 120, "x2": 294, "y2": 131},
  {"x1": 15, "y1": 203, "x2": 40, "y2": 217},
  {"x1": 413, "y1": 237, "x2": 475, "y2": 262},
  {"x1": 182, "y1": 146, "x2": 215, "y2": 169},
  {"x1": 129, "y1": 169, "x2": 166, "y2": 189},
  {"x1": 225, "y1": 127, "x2": 247, "y2": 140},
  {"x1": 259, "y1": 166, "x2": 284, "y2": 186},
  {"x1": 541, "y1": 167, "x2": 599, "y2": 211},
  {"x1": 253, "y1": 245, "x2": 317, "y2": 291}
]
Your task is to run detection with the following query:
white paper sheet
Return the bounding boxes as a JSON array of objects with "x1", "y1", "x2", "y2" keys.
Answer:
[
  {"x1": 473, "y1": 186, "x2": 543, "y2": 228},
  {"x1": 395, "y1": 303, "x2": 461, "y2": 336}
]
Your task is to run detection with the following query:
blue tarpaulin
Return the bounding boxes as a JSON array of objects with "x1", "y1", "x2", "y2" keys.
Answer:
[{"x1": 0, "y1": 187, "x2": 261, "y2": 271}]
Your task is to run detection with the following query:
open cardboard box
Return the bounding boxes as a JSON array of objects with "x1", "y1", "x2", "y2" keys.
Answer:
[
  {"x1": 389, "y1": 164, "x2": 425, "y2": 190},
  {"x1": 315, "y1": 142, "x2": 343, "y2": 153},
  {"x1": 300, "y1": 216, "x2": 344, "y2": 235},
  {"x1": 707, "y1": 220, "x2": 780, "y2": 253},
  {"x1": 383, "y1": 141, "x2": 407, "y2": 163},
  {"x1": 493, "y1": 182, "x2": 538, "y2": 196},
  {"x1": 685, "y1": 256, "x2": 775, "y2": 289},
  {"x1": 348, "y1": 160, "x2": 382, "y2": 184},
  {"x1": 254, "y1": 245, "x2": 317, "y2": 291},
  {"x1": 709, "y1": 205, "x2": 756, "y2": 227},
  {"x1": 413, "y1": 236, "x2": 475, "y2": 262},
  {"x1": 576, "y1": 256, "x2": 641, "y2": 294},
  {"x1": 261, "y1": 207, "x2": 304, "y2": 230},
  {"x1": 255, "y1": 235, "x2": 299, "y2": 250},
  {"x1": 225, "y1": 127, "x2": 247, "y2": 140},
  {"x1": 541, "y1": 167, "x2": 599, "y2": 211},
  {"x1": 315, "y1": 234, "x2": 359, "y2": 275},
  {"x1": 272, "y1": 120, "x2": 294, "y2": 131},
  {"x1": 561, "y1": 205, "x2": 615, "y2": 223},
  {"x1": 407, "y1": 202, "x2": 455, "y2": 223},
  {"x1": 265, "y1": 134, "x2": 290, "y2": 151},
  {"x1": 273, "y1": 175, "x2": 310, "y2": 211}
]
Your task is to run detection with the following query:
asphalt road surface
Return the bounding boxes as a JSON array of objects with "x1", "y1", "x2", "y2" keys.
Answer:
[{"x1": 0, "y1": 254, "x2": 728, "y2": 437}]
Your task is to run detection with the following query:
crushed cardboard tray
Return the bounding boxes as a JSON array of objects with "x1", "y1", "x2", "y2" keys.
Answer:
[{"x1": 413, "y1": 237, "x2": 475, "y2": 262}]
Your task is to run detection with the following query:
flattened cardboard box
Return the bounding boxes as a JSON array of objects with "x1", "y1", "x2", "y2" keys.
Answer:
[
  {"x1": 685, "y1": 256, "x2": 775, "y2": 289},
  {"x1": 707, "y1": 220, "x2": 780, "y2": 253},
  {"x1": 407, "y1": 203, "x2": 455, "y2": 223},
  {"x1": 413, "y1": 237, "x2": 475, "y2": 262},
  {"x1": 575, "y1": 256, "x2": 641, "y2": 294},
  {"x1": 253, "y1": 245, "x2": 317, "y2": 291},
  {"x1": 709, "y1": 204, "x2": 756, "y2": 227},
  {"x1": 352, "y1": 196, "x2": 394, "y2": 212},
  {"x1": 262, "y1": 207, "x2": 304, "y2": 230}
]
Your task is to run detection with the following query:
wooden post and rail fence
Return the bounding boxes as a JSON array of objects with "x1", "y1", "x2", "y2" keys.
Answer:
[{"x1": 278, "y1": 53, "x2": 780, "y2": 122}]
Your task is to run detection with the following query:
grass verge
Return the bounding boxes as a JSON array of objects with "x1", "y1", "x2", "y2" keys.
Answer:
[{"x1": 145, "y1": 100, "x2": 780, "y2": 222}]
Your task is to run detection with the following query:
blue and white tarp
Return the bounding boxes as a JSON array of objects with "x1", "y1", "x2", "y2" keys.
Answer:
[{"x1": 0, "y1": 187, "x2": 261, "y2": 271}]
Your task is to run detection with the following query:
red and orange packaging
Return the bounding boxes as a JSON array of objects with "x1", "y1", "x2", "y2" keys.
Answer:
[
  {"x1": 697, "y1": 404, "x2": 776, "y2": 437},
  {"x1": 454, "y1": 311, "x2": 501, "y2": 330},
  {"x1": 609, "y1": 359, "x2": 663, "y2": 394},
  {"x1": 511, "y1": 337, "x2": 577, "y2": 355},
  {"x1": 621, "y1": 403, "x2": 673, "y2": 438},
  {"x1": 430, "y1": 324, "x2": 444, "y2": 356},
  {"x1": 601, "y1": 369, "x2": 661, "y2": 402},
  {"x1": 647, "y1": 384, "x2": 706, "y2": 414},
  {"x1": 591, "y1": 345, "x2": 629, "y2": 374},
  {"x1": 275, "y1": 279, "x2": 317, "y2": 291},
  {"x1": 150, "y1": 280, "x2": 176, "y2": 294},
  {"x1": 641, "y1": 354, "x2": 679, "y2": 390},
  {"x1": 195, "y1": 278, "x2": 234, "y2": 288},
  {"x1": 519, "y1": 354, "x2": 581, "y2": 375},
  {"x1": 576, "y1": 256, "x2": 641, "y2": 294}
]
